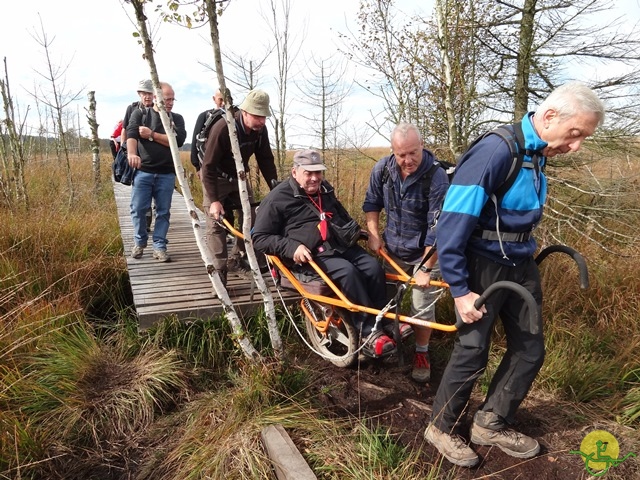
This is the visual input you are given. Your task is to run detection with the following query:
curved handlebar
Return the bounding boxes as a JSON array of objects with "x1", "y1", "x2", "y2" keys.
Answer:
[
  {"x1": 535, "y1": 245, "x2": 589, "y2": 290},
  {"x1": 454, "y1": 280, "x2": 540, "y2": 334}
]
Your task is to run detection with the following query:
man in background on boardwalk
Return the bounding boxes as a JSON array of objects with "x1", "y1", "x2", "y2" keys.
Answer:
[
  {"x1": 363, "y1": 122, "x2": 449, "y2": 383},
  {"x1": 190, "y1": 88, "x2": 229, "y2": 176},
  {"x1": 424, "y1": 82, "x2": 604, "y2": 467},
  {"x1": 122, "y1": 79, "x2": 156, "y2": 232},
  {"x1": 126, "y1": 82, "x2": 187, "y2": 263}
]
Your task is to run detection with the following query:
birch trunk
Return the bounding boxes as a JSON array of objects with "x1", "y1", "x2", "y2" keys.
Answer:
[
  {"x1": 204, "y1": 0, "x2": 283, "y2": 358},
  {"x1": 128, "y1": 0, "x2": 260, "y2": 362},
  {"x1": 86, "y1": 91, "x2": 101, "y2": 195}
]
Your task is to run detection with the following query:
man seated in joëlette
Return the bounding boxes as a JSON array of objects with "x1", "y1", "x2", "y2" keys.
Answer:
[{"x1": 252, "y1": 149, "x2": 396, "y2": 358}]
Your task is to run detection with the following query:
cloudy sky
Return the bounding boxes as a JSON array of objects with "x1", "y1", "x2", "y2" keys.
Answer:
[{"x1": 2, "y1": 0, "x2": 639, "y2": 148}]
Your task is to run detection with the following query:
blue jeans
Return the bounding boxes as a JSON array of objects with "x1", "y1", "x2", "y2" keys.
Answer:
[{"x1": 130, "y1": 171, "x2": 175, "y2": 251}]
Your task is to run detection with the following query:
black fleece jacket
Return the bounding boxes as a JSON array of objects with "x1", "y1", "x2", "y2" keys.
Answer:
[{"x1": 252, "y1": 176, "x2": 355, "y2": 262}]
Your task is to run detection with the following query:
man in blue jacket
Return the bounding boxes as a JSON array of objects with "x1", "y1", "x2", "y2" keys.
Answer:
[
  {"x1": 424, "y1": 82, "x2": 605, "y2": 467},
  {"x1": 363, "y1": 122, "x2": 449, "y2": 382}
]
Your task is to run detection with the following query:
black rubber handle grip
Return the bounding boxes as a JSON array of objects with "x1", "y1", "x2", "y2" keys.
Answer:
[
  {"x1": 535, "y1": 244, "x2": 589, "y2": 290},
  {"x1": 453, "y1": 280, "x2": 539, "y2": 333}
]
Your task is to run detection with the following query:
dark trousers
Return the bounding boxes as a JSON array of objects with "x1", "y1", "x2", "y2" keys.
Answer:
[
  {"x1": 431, "y1": 252, "x2": 545, "y2": 433},
  {"x1": 314, "y1": 245, "x2": 387, "y2": 335},
  {"x1": 203, "y1": 178, "x2": 257, "y2": 271}
]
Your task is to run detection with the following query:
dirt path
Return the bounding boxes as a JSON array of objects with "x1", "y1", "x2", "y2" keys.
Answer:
[{"x1": 298, "y1": 346, "x2": 637, "y2": 479}]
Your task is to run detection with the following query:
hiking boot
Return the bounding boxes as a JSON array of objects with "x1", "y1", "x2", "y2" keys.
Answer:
[
  {"x1": 470, "y1": 411, "x2": 540, "y2": 458},
  {"x1": 362, "y1": 330, "x2": 396, "y2": 358},
  {"x1": 411, "y1": 351, "x2": 431, "y2": 383},
  {"x1": 152, "y1": 250, "x2": 171, "y2": 262},
  {"x1": 424, "y1": 424, "x2": 479, "y2": 467},
  {"x1": 227, "y1": 256, "x2": 251, "y2": 275},
  {"x1": 131, "y1": 245, "x2": 144, "y2": 259}
]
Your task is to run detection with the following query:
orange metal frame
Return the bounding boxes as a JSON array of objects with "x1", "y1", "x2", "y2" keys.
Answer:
[{"x1": 222, "y1": 218, "x2": 457, "y2": 333}]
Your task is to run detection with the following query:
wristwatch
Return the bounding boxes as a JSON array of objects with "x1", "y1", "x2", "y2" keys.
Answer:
[
  {"x1": 419, "y1": 265, "x2": 432, "y2": 274},
  {"x1": 149, "y1": 132, "x2": 154, "y2": 142}
]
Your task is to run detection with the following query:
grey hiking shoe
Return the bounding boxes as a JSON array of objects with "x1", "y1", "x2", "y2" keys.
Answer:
[
  {"x1": 470, "y1": 411, "x2": 540, "y2": 458},
  {"x1": 131, "y1": 245, "x2": 144, "y2": 259},
  {"x1": 424, "y1": 424, "x2": 479, "y2": 467},
  {"x1": 152, "y1": 250, "x2": 171, "y2": 262}
]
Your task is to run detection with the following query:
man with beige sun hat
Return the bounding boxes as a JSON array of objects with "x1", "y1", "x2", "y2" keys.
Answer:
[{"x1": 200, "y1": 89, "x2": 278, "y2": 285}]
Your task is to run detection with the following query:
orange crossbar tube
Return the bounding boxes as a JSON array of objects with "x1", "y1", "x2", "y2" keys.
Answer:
[{"x1": 377, "y1": 247, "x2": 449, "y2": 288}]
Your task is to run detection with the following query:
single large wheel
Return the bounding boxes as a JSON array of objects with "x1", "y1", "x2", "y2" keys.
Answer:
[{"x1": 301, "y1": 298, "x2": 358, "y2": 368}]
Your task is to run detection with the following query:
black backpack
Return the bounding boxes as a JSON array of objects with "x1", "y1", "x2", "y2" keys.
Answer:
[
  {"x1": 113, "y1": 104, "x2": 148, "y2": 185},
  {"x1": 381, "y1": 122, "x2": 540, "y2": 203},
  {"x1": 462, "y1": 122, "x2": 543, "y2": 198},
  {"x1": 195, "y1": 108, "x2": 228, "y2": 167}
]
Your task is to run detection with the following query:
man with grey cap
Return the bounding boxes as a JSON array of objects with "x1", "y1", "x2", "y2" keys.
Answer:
[
  {"x1": 121, "y1": 79, "x2": 156, "y2": 232},
  {"x1": 201, "y1": 89, "x2": 278, "y2": 284},
  {"x1": 252, "y1": 150, "x2": 396, "y2": 358},
  {"x1": 121, "y1": 79, "x2": 154, "y2": 147}
]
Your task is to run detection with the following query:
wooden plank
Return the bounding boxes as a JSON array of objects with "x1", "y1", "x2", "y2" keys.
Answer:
[
  {"x1": 261, "y1": 424, "x2": 317, "y2": 480},
  {"x1": 112, "y1": 181, "x2": 300, "y2": 328}
]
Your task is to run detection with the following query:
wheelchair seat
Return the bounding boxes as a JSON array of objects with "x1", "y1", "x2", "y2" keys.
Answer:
[{"x1": 277, "y1": 264, "x2": 334, "y2": 296}]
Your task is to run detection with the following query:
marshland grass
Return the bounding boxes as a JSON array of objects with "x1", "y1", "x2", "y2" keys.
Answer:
[{"x1": 1, "y1": 146, "x2": 639, "y2": 478}]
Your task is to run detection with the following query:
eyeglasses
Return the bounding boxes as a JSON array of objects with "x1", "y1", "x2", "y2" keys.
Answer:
[{"x1": 164, "y1": 98, "x2": 176, "y2": 103}]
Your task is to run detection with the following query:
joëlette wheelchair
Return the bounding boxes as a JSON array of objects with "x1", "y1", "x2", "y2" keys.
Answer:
[{"x1": 221, "y1": 219, "x2": 588, "y2": 368}]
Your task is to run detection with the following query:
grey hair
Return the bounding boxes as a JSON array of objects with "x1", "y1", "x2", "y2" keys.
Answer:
[
  {"x1": 391, "y1": 122, "x2": 423, "y2": 144},
  {"x1": 535, "y1": 81, "x2": 605, "y2": 126}
]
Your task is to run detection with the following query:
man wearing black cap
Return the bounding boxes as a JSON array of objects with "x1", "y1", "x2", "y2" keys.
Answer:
[
  {"x1": 200, "y1": 89, "x2": 278, "y2": 284},
  {"x1": 252, "y1": 149, "x2": 396, "y2": 358}
]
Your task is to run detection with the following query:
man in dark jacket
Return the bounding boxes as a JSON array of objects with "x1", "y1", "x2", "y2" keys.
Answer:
[
  {"x1": 200, "y1": 89, "x2": 278, "y2": 283},
  {"x1": 252, "y1": 149, "x2": 396, "y2": 358},
  {"x1": 126, "y1": 82, "x2": 186, "y2": 262}
]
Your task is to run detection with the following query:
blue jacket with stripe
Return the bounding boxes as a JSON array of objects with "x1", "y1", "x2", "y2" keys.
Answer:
[
  {"x1": 436, "y1": 113, "x2": 548, "y2": 297},
  {"x1": 363, "y1": 150, "x2": 449, "y2": 264}
]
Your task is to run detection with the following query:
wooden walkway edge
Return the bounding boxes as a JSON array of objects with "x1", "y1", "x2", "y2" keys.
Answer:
[{"x1": 112, "y1": 181, "x2": 299, "y2": 329}]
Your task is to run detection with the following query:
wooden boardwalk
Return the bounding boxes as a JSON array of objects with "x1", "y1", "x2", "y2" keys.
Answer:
[{"x1": 113, "y1": 181, "x2": 299, "y2": 329}]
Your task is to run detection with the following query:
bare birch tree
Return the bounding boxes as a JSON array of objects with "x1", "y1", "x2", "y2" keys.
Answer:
[
  {"x1": 29, "y1": 16, "x2": 84, "y2": 206},
  {"x1": 201, "y1": 0, "x2": 283, "y2": 358},
  {"x1": 126, "y1": 0, "x2": 261, "y2": 361},
  {"x1": 263, "y1": 0, "x2": 300, "y2": 176},
  {"x1": 296, "y1": 54, "x2": 352, "y2": 193},
  {"x1": 85, "y1": 91, "x2": 101, "y2": 195},
  {"x1": 0, "y1": 58, "x2": 29, "y2": 209},
  {"x1": 126, "y1": 0, "x2": 283, "y2": 360}
]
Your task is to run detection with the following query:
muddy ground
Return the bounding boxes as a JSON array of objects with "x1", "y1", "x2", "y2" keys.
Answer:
[{"x1": 293, "y1": 333, "x2": 639, "y2": 480}]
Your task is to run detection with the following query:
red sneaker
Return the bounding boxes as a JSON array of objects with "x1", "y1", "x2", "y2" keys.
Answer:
[
  {"x1": 412, "y1": 351, "x2": 431, "y2": 382},
  {"x1": 362, "y1": 331, "x2": 397, "y2": 358},
  {"x1": 374, "y1": 333, "x2": 396, "y2": 356}
]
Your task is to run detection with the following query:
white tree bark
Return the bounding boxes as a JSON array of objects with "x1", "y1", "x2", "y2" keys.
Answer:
[
  {"x1": 128, "y1": 0, "x2": 261, "y2": 362},
  {"x1": 204, "y1": 0, "x2": 283, "y2": 358}
]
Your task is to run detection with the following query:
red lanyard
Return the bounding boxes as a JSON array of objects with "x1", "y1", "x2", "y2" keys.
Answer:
[{"x1": 307, "y1": 192, "x2": 332, "y2": 241}]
